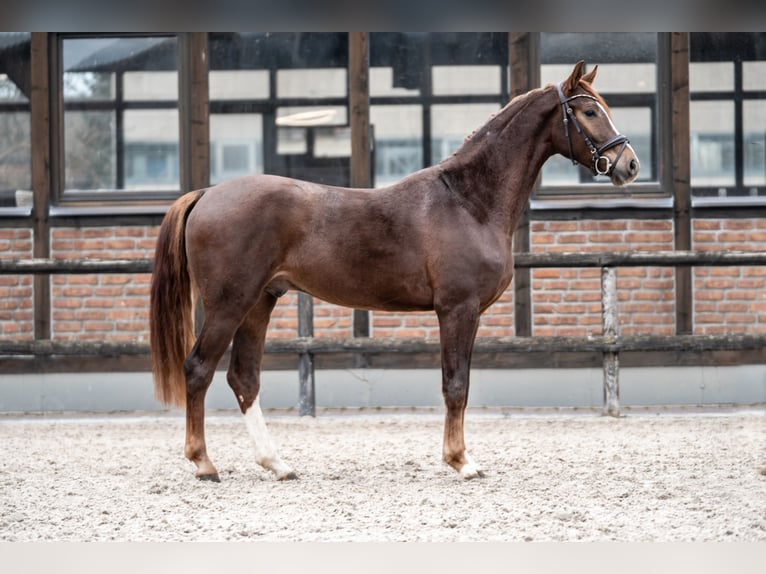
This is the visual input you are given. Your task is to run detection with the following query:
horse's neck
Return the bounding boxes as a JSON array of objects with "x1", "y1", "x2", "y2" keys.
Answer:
[{"x1": 439, "y1": 86, "x2": 556, "y2": 232}]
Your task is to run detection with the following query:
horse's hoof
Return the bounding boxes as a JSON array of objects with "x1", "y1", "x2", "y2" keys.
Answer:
[
  {"x1": 278, "y1": 471, "x2": 299, "y2": 481},
  {"x1": 197, "y1": 473, "x2": 221, "y2": 483},
  {"x1": 459, "y1": 465, "x2": 485, "y2": 480}
]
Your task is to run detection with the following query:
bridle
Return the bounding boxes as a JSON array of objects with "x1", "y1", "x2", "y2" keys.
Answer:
[{"x1": 556, "y1": 81, "x2": 630, "y2": 177}]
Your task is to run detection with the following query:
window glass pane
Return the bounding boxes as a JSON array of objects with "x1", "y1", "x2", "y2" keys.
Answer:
[
  {"x1": 0, "y1": 33, "x2": 31, "y2": 201},
  {"x1": 370, "y1": 66, "x2": 419, "y2": 97},
  {"x1": 277, "y1": 128, "x2": 306, "y2": 155},
  {"x1": 210, "y1": 114, "x2": 263, "y2": 184},
  {"x1": 123, "y1": 109, "x2": 179, "y2": 190},
  {"x1": 539, "y1": 33, "x2": 659, "y2": 191},
  {"x1": 370, "y1": 33, "x2": 425, "y2": 97},
  {"x1": 743, "y1": 62, "x2": 766, "y2": 91},
  {"x1": 431, "y1": 103, "x2": 500, "y2": 163},
  {"x1": 63, "y1": 71, "x2": 114, "y2": 100},
  {"x1": 123, "y1": 71, "x2": 177, "y2": 101},
  {"x1": 64, "y1": 110, "x2": 115, "y2": 190},
  {"x1": 61, "y1": 36, "x2": 179, "y2": 195},
  {"x1": 277, "y1": 68, "x2": 346, "y2": 99},
  {"x1": 209, "y1": 33, "x2": 350, "y2": 188},
  {"x1": 690, "y1": 33, "x2": 766, "y2": 198},
  {"x1": 209, "y1": 70, "x2": 269, "y2": 100},
  {"x1": 432, "y1": 65, "x2": 501, "y2": 95},
  {"x1": 541, "y1": 62, "x2": 656, "y2": 94},
  {"x1": 0, "y1": 112, "x2": 31, "y2": 196},
  {"x1": 314, "y1": 127, "x2": 351, "y2": 158},
  {"x1": 370, "y1": 32, "x2": 507, "y2": 189},
  {"x1": 689, "y1": 62, "x2": 733, "y2": 92},
  {"x1": 0, "y1": 74, "x2": 29, "y2": 102},
  {"x1": 743, "y1": 100, "x2": 766, "y2": 188},
  {"x1": 690, "y1": 101, "x2": 735, "y2": 190},
  {"x1": 371, "y1": 105, "x2": 422, "y2": 187}
]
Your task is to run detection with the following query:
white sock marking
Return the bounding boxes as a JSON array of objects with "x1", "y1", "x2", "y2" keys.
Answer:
[
  {"x1": 243, "y1": 397, "x2": 294, "y2": 479},
  {"x1": 459, "y1": 452, "x2": 483, "y2": 479}
]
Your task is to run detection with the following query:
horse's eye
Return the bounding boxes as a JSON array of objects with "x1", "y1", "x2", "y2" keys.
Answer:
[{"x1": 584, "y1": 109, "x2": 597, "y2": 118}]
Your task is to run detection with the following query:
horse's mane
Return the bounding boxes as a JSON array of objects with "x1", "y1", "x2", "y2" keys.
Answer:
[
  {"x1": 449, "y1": 78, "x2": 610, "y2": 161},
  {"x1": 449, "y1": 86, "x2": 549, "y2": 158}
]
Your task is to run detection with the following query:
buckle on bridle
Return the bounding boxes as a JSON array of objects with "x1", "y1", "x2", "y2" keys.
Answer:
[{"x1": 594, "y1": 154, "x2": 612, "y2": 176}]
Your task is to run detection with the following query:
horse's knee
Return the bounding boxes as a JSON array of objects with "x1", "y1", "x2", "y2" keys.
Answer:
[{"x1": 226, "y1": 368, "x2": 259, "y2": 413}]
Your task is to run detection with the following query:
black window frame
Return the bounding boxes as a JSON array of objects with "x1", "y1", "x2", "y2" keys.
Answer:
[{"x1": 51, "y1": 32, "x2": 182, "y2": 206}]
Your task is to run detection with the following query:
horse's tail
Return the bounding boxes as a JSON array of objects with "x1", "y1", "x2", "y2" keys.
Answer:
[{"x1": 150, "y1": 189, "x2": 206, "y2": 408}]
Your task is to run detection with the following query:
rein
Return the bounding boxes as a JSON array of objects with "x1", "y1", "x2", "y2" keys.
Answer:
[{"x1": 556, "y1": 81, "x2": 630, "y2": 176}]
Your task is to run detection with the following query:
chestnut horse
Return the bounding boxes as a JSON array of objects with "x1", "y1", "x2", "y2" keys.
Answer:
[{"x1": 150, "y1": 61, "x2": 639, "y2": 482}]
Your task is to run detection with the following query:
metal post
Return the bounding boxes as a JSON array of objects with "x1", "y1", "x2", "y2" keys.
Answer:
[
  {"x1": 297, "y1": 292, "x2": 316, "y2": 416},
  {"x1": 601, "y1": 266, "x2": 620, "y2": 417}
]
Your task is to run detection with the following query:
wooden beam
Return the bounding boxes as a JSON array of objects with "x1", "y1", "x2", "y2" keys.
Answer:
[
  {"x1": 509, "y1": 32, "x2": 537, "y2": 337},
  {"x1": 30, "y1": 33, "x2": 51, "y2": 340},
  {"x1": 671, "y1": 32, "x2": 692, "y2": 335},
  {"x1": 2, "y1": 346, "x2": 764, "y2": 375},
  {"x1": 1, "y1": 333, "x2": 763, "y2": 359},
  {"x1": 178, "y1": 33, "x2": 210, "y2": 193},
  {"x1": 3, "y1": 250, "x2": 766, "y2": 276},
  {"x1": 349, "y1": 32, "x2": 371, "y2": 338}
]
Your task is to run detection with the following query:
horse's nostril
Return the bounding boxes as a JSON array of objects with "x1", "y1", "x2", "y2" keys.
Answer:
[{"x1": 629, "y1": 159, "x2": 637, "y2": 174}]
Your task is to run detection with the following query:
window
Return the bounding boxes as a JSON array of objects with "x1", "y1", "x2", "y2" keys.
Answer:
[
  {"x1": 58, "y1": 35, "x2": 179, "y2": 201},
  {"x1": 538, "y1": 33, "x2": 661, "y2": 197},
  {"x1": 208, "y1": 33, "x2": 350, "y2": 187},
  {"x1": 0, "y1": 33, "x2": 31, "y2": 209},
  {"x1": 690, "y1": 33, "x2": 766, "y2": 200},
  {"x1": 370, "y1": 32, "x2": 508, "y2": 187}
]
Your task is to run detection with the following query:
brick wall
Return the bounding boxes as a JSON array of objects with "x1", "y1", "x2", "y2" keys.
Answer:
[
  {"x1": 1, "y1": 216, "x2": 764, "y2": 344},
  {"x1": 692, "y1": 218, "x2": 766, "y2": 334},
  {"x1": 50, "y1": 227, "x2": 156, "y2": 342},
  {"x1": 0, "y1": 229, "x2": 33, "y2": 340},
  {"x1": 530, "y1": 220, "x2": 676, "y2": 337}
]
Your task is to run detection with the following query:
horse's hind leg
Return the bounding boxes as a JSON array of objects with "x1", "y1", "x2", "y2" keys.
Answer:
[
  {"x1": 227, "y1": 292, "x2": 297, "y2": 481},
  {"x1": 183, "y1": 312, "x2": 241, "y2": 482},
  {"x1": 436, "y1": 300, "x2": 485, "y2": 480}
]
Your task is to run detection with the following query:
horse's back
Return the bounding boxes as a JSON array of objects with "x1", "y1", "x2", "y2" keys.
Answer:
[{"x1": 184, "y1": 173, "x2": 440, "y2": 311}]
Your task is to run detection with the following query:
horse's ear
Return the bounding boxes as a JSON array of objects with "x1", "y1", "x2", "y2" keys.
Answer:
[
  {"x1": 564, "y1": 60, "x2": 586, "y2": 94},
  {"x1": 581, "y1": 64, "x2": 598, "y2": 85}
]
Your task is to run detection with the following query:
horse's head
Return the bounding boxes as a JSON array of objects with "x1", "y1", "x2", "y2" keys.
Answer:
[{"x1": 552, "y1": 61, "x2": 640, "y2": 186}]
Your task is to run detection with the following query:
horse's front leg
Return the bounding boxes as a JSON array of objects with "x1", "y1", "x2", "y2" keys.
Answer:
[{"x1": 436, "y1": 300, "x2": 485, "y2": 480}]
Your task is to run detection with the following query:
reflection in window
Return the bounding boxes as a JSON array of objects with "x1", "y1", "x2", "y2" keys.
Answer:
[
  {"x1": 210, "y1": 114, "x2": 263, "y2": 184},
  {"x1": 370, "y1": 33, "x2": 508, "y2": 187},
  {"x1": 64, "y1": 110, "x2": 115, "y2": 190},
  {"x1": 61, "y1": 35, "x2": 179, "y2": 196},
  {"x1": 690, "y1": 101, "x2": 735, "y2": 190},
  {"x1": 539, "y1": 33, "x2": 659, "y2": 191},
  {"x1": 743, "y1": 100, "x2": 766, "y2": 188},
  {"x1": 371, "y1": 105, "x2": 422, "y2": 188},
  {"x1": 690, "y1": 32, "x2": 766, "y2": 199},
  {"x1": 431, "y1": 103, "x2": 500, "y2": 163},
  {"x1": 209, "y1": 70, "x2": 269, "y2": 100},
  {"x1": 0, "y1": 33, "x2": 31, "y2": 206},
  {"x1": 209, "y1": 33, "x2": 350, "y2": 187},
  {"x1": 431, "y1": 66, "x2": 501, "y2": 95}
]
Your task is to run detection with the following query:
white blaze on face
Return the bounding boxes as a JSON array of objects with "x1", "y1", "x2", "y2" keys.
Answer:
[{"x1": 243, "y1": 397, "x2": 295, "y2": 479}]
